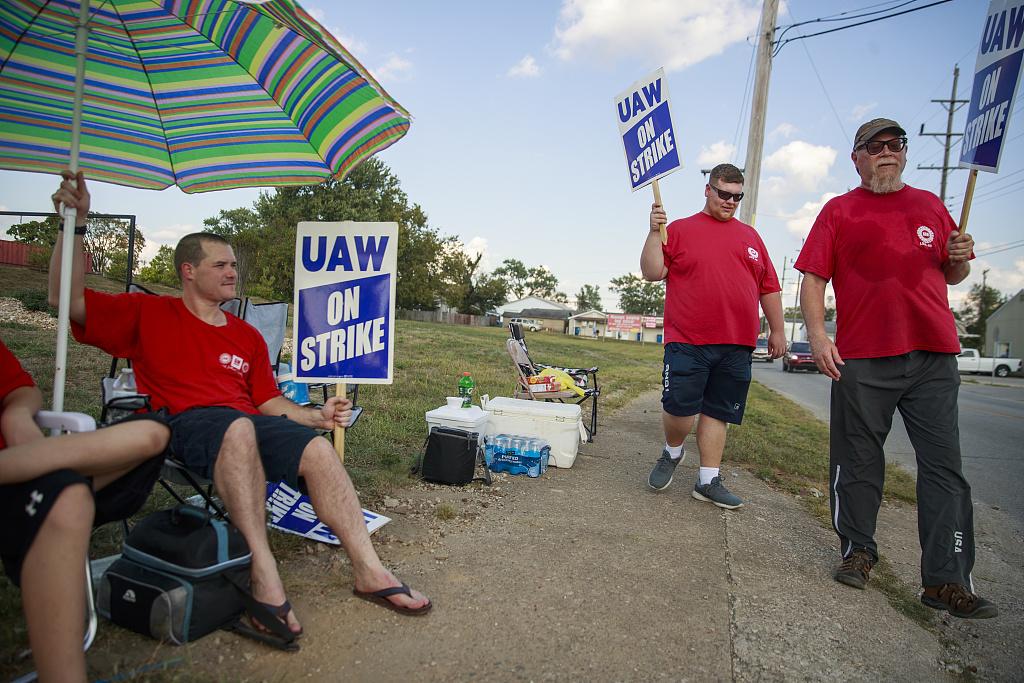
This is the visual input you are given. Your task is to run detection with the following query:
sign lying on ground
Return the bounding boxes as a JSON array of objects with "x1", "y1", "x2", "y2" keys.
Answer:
[
  {"x1": 960, "y1": 0, "x2": 1024, "y2": 172},
  {"x1": 266, "y1": 481, "x2": 390, "y2": 544},
  {"x1": 293, "y1": 222, "x2": 397, "y2": 383},
  {"x1": 614, "y1": 67, "x2": 681, "y2": 191}
]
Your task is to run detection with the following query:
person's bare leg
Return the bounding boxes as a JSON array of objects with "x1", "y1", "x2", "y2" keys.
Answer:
[
  {"x1": 695, "y1": 414, "x2": 727, "y2": 468},
  {"x1": 299, "y1": 440, "x2": 429, "y2": 610},
  {"x1": 20, "y1": 483, "x2": 93, "y2": 683},
  {"x1": 0, "y1": 421, "x2": 168, "y2": 485},
  {"x1": 212, "y1": 418, "x2": 300, "y2": 634},
  {"x1": 663, "y1": 411, "x2": 696, "y2": 448}
]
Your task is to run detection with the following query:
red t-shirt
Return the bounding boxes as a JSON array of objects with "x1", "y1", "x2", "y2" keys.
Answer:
[
  {"x1": 0, "y1": 339, "x2": 36, "y2": 450},
  {"x1": 72, "y1": 290, "x2": 281, "y2": 414},
  {"x1": 661, "y1": 212, "x2": 781, "y2": 346},
  {"x1": 794, "y1": 185, "x2": 966, "y2": 359}
]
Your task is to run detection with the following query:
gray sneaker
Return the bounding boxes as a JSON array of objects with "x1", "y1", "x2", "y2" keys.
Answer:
[
  {"x1": 648, "y1": 449, "x2": 684, "y2": 490},
  {"x1": 692, "y1": 476, "x2": 744, "y2": 509}
]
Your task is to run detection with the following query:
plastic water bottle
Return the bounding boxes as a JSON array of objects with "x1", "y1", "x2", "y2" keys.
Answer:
[
  {"x1": 509, "y1": 437, "x2": 526, "y2": 475},
  {"x1": 113, "y1": 367, "x2": 136, "y2": 393},
  {"x1": 526, "y1": 438, "x2": 541, "y2": 478},
  {"x1": 483, "y1": 435, "x2": 495, "y2": 468},
  {"x1": 458, "y1": 371, "x2": 475, "y2": 408},
  {"x1": 492, "y1": 435, "x2": 511, "y2": 473},
  {"x1": 538, "y1": 441, "x2": 550, "y2": 476}
]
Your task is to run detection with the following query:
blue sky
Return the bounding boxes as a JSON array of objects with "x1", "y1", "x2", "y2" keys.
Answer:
[{"x1": 1, "y1": 0, "x2": 1020, "y2": 313}]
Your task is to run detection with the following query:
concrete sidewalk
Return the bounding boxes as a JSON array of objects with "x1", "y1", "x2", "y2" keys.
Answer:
[{"x1": 80, "y1": 389, "x2": 1022, "y2": 681}]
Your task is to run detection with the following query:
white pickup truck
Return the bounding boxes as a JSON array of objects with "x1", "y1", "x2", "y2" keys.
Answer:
[{"x1": 956, "y1": 348, "x2": 1022, "y2": 378}]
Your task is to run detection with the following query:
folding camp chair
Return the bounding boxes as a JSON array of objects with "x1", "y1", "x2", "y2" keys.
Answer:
[{"x1": 507, "y1": 322, "x2": 599, "y2": 440}]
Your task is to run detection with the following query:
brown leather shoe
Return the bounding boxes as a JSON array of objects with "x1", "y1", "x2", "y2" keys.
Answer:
[
  {"x1": 921, "y1": 583, "x2": 998, "y2": 619},
  {"x1": 834, "y1": 549, "x2": 874, "y2": 589}
]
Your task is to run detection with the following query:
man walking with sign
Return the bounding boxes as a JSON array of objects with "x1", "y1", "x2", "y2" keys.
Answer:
[
  {"x1": 643, "y1": 163, "x2": 785, "y2": 508},
  {"x1": 797, "y1": 118, "x2": 997, "y2": 619},
  {"x1": 49, "y1": 171, "x2": 431, "y2": 637}
]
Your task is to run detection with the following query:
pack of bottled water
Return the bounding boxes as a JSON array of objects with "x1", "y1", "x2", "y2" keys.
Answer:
[{"x1": 484, "y1": 434, "x2": 550, "y2": 478}]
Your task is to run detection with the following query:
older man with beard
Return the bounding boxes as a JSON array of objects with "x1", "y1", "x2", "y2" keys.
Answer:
[{"x1": 795, "y1": 119, "x2": 997, "y2": 619}]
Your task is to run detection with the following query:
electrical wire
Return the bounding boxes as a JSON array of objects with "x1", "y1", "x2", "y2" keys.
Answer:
[
  {"x1": 784, "y1": 5, "x2": 850, "y2": 146},
  {"x1": 774, "y1": 0, "x2": 955, "y2": 56},
  {"x1": 731, "y1": 41, "x2": 758, "y2": 166},
  {"x1": 976, "y1": 239, "x2": 1024, "y2": 256}
]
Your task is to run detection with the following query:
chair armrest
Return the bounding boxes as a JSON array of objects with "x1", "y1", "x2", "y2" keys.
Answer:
[{"x1": 35, "y1": 410, "x2": 96, "y2": 433}]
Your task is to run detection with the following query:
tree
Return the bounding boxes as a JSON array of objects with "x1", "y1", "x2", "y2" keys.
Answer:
[
  {"x1": 137, "y1": 245, "x2": 179, "y2": 287},
  {"x1": 493, "y1": 259, "x2": 530, "y2": 300},
  {"x1": 8, "y1": 217, "x2": 59, "y2": 246},
  {"x1": 575, "y1": 284, "x2": 602, "y2": 311},
  {"x1": 525, "y1": 266, "x2": 559, "y2": 299},
  {"x1": 208, "y1": 157, "x2": 449, "y2": 307},
  {"x1": 83, "y1": 217, "x2": 145, "y2": 279},
  {"x1": 437, "y1": 246, "x2": 508, "y2": 315},
  {"x1": 959, "y1": 282, "x2": 1006, "y2": 351},
  {"x1": 609, "y1": 273, "x2": 665, "y2": 314}
]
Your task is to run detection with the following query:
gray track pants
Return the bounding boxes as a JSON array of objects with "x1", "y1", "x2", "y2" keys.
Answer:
[{"x1": 829, "y1": 351, "x2": 974, "y2": 587}]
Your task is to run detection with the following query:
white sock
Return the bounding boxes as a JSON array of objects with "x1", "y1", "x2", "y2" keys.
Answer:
[
  {"x1": 665, "y1": 443, "x2": 684, "y2": 460},
  {"x1": 698, "y1": 467, "x2": 719, "y2": 486}
]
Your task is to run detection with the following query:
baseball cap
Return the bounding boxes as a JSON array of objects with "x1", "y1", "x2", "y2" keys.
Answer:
[{"x1": 853, "y1": 118, "x2": 906, "y2": 149}]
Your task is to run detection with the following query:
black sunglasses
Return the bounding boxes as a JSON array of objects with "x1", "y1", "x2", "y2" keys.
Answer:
[
  {"x1": 856, "y1": 137, "x2": 907, "y2": 155},
  {"x1": 708, "y1": 183, "x2": 744, "y2": 202}
]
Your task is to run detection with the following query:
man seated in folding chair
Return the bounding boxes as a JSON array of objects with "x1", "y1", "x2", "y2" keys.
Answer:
[
  {"x1": 49, "y1": 171, "x2": 430, "y2": 638},
  {"x1": 507, "y1": 322, "x2": 600, "y2": 439},
  {"x1": 1, "y1": 338, "x2": 170, "y2": 683}
]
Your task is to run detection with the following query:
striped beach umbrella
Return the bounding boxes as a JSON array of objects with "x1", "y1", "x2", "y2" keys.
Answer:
[
  {"x1": 0, "y1": 0, "x2": 411, "y2": 412},
  {"x1": 0, "y1": 0, "x2": 410, "y2": 193}
]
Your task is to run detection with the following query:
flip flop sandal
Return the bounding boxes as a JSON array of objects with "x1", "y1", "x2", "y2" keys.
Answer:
[
  {"x1": 249, "y1": 599, "x2": 304, "y2": 637},
  {"x1": 353, "y1": 583, "x2": 432, "y2": 615}
]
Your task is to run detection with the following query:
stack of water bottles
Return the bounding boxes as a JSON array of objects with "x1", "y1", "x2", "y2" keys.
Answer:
[{"x1": 484, "y1": 434, "x2": 550, "y2": 478}]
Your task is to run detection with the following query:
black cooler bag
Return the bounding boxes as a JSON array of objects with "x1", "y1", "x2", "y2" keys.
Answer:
[{"x1": 98, "y1": 504, "x2": 252, "y2": 645}]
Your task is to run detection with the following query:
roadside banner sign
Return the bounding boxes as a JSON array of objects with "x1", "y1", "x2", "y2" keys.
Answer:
[
  {"x1": 614, "y1": 68, "x2": 681, "y2": 191},
  {"x1": 607, "y1": 313, "x2": 643, "y2": 332},
  {"x1": 293, "y1": 221, "x2": 397, "y2": 383},
  {"x1": 959, "y1": 0, "x2": 1024, "y2": 172}
]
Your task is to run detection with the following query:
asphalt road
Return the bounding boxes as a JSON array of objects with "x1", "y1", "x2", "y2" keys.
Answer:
[{"x1": 751, "y1": 362, "x2": 1024, "y2": 535}]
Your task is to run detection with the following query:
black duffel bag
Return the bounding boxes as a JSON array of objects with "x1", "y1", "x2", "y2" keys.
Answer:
[
  {"x1": 414, "y1": 426, "x2": 491, "y2": 485},
  {"x1": 98, "y1": 504, "x2": 297, "y2": 650}
]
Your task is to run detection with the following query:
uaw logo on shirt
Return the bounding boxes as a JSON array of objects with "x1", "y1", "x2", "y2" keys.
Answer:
[
  {"x1": 218, "y1": 352, "x2": 250, "y2": 374},
  {"x1": 746, "y1": 246, "x2": 760, "y2": 261},
  {"x1": 916, "y1": 226, "x2": 935, "y2": 248}
]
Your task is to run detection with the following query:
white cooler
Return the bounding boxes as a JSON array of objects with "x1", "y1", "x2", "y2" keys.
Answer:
[
  {"x1": 425, "y1": 404, "x2": 490, "y2": 437},
  {"x1": 482, "y1": 397, "x2": 586, "y2": 468}
]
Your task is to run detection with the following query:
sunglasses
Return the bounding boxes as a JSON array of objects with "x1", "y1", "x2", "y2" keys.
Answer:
[
  {"x1": 856, "y1": 137, "x2": 907, "y2": 155},
  {"x1": 708, "y1": 183, "x2": 744, "y2": 202}
]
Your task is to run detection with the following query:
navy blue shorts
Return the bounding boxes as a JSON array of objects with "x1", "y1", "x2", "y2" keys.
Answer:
[
  {"x1": 661, "y1": 343, "x2": 752, "y2": 424},
  {"x1": 167, "y1": 407, "x2": 320, "y2": 488},
  {"x1": 0, "y1": 412, "x2": 168, "y2": 585}
]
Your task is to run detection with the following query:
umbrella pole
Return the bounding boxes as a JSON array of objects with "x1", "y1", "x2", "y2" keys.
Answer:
[{"x1": 53, "y1": 0, "x2": 91, "y2": 412}]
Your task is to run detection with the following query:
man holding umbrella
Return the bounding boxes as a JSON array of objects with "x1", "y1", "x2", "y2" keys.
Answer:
[{"x1": 49, "y1": 171, "x2": 431, "y2": 636}]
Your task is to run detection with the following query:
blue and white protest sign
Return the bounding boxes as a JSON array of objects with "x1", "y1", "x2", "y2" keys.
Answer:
[
  {"x1": 266, "y1": 481, "x2": 390, "y2": 545},
  {"x1": 293, "y1": 222, "x2": 397, "y2": 383},
  {"x1": 960, "y1": 0, "x2": 1024, "y2": 172},
  {"x1": 615, "y1": 68, "x2": 681, "y2": 191}
]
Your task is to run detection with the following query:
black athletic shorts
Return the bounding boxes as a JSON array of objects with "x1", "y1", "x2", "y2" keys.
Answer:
[
  {"x1": 661, "y1": 343, "x2": 753, "y2": 424},
  {"x1": 0, "y1": 412, "x2": 168, "y2": 585},
  {"x1": 167, "y1": 406, "x2": 321, "y2": 488}
]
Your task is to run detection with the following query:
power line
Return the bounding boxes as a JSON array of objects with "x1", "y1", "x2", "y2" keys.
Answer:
[
  {"x1": 773, "y1": 0, "x2": 954, "y2": 56},
  {"x1": 784, "y1": 6, "x2": 851, "y2": 146},
  {"x1": 976, "y1": 239, "x2": 1024, "y2": 256}
]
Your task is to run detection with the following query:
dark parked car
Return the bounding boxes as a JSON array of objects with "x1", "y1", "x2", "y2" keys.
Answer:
[{"x1": 783, "y1": 341, "x2": 818, "y2": 373}]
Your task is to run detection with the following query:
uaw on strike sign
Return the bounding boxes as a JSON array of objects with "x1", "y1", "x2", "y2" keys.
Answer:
[
  {"x1": 615, "y1": 68, "x2": 681, "y2": 190},
  {"x1": 292, "y1": 222, "x2": 397, "y2": 384},
  {"x1": 960, "y1": 0, "x2": 1024, "y2": 172}
]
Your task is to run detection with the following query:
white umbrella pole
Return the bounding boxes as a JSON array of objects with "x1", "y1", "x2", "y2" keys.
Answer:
[{"x1": 53, "y1": 0, "x2": 90, "y2": 412}]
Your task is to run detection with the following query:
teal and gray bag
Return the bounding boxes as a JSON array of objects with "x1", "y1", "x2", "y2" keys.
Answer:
[{"x1": 98, "y1": 504, "x2": 296, "y2": 649}]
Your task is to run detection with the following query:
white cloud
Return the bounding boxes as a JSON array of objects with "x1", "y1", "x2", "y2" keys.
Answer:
[
  {"x1": 465, "y1": 237, "x2": 492, "y2": 272},
  {"x1": 553, "y1": 0, "x2": 761, "y2": 71},
  {"x1": 850, "y1": 102, "x2": 877, "y2": 121},
  {"x1": 305, "y1": 8, "x2": 368, "y2": 57},
  {"x1": 763, "y1": 141, "x2": 837, "y2": 192},
  {"x1": 783, "y1": 193, "x2": 839, "y2": 238},
  {"x1": 769, "y1": 123, "x2": 797, "y2": 141},
  {"x1": 373, "y1": 53, "x2": 413, "y2": 82},
  {"x1": 696, "y1": 140, "x2": 737, "y2": 166},
  {"x1": 508, "y1": 55, "x2": 541, "y2": 78},
  {"x1": 139, "y1": 224, "x2": 195, "y2": 264}
]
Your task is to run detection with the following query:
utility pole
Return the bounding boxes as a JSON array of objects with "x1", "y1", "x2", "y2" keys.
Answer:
[
  {"x1": 918, "y1": 65, "x2": 969, "y2": 203},
  {"x1": 773, "y1": 255, "x2": 788, "y2": 335},
  {"x1": 739, "y1": 0, "x2": 780, "y2": 227}
]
